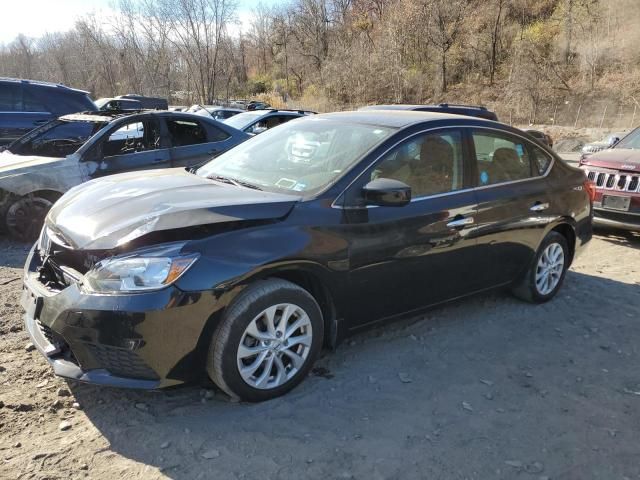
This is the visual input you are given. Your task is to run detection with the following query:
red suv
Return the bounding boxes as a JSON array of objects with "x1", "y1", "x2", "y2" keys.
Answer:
[{"x1": 579, "y1": 127, "x2": 640, "y2": 231}]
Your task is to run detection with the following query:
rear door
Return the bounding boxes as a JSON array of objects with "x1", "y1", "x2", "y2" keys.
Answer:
[
  {"x1": 469, "y1": 127, "x2": 554, "y2": 286},
  {"x1": 85, "y1": 117, "x2": 171, "y2": 178},
  {"x1": 167, "y1": 117, "x2": 231, "y2": 168},
  {"x1": 0, "y1": 83, "x2": 52, "y2": 144},
  {"x1": 341, "y1": 128, "x2": 481, "y2": 327}
]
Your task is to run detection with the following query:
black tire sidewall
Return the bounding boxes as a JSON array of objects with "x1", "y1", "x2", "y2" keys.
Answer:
[
  {"x1": 528, "y1": 232, "x2": 569, "y2": 302},
  {"x1": 212, "y1": 281, "x2": 324, "y2": 402}
]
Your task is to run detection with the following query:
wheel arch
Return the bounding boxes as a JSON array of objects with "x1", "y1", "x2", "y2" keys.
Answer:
[
  {"x1": 261, "y1": 268, "x2": 339, "y2": 349},
  {"x1": 550, "y1": 222, "x2": 577, "y2": 266}
]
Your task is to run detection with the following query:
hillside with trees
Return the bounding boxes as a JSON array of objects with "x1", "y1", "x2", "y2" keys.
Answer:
[{"x1": 1, "y1": 0, "x2": 639, "y2": 127}]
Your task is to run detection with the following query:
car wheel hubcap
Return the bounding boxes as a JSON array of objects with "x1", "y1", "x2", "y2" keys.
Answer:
[
  {"x1": 535, "y1": 243, "x2": 565, "y2": 295},
  {"x1": 237, "y1": 303, "x2": 313, "y2": 390}
]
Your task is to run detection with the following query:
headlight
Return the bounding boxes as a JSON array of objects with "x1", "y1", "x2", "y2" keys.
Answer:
[{"x1": 83, "y1": 252, "x2": 198, "y2": 294}]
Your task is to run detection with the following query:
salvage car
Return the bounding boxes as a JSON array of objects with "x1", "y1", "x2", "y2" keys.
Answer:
[
  {"x1": 22, "y1": 111, "x2": 593, "y2": 401},
  {"x1": 187, "y1": 105, "x2": 244, "y2": 121},
  {"x1": 116, "y1": 94, "x2": 168, "y2": 110},
  {"x1": 525, "y1": 129, "x2": 553, "y2": 148},
  {"x1": 95, "y1": 98, "x2": 142, "y2": 111},
  {"x1": 0, "y1": 77, "x2": 96, "y2": 145},
  {"x1": 580, "y1": 126, "x2": 640, "y2": 230},
  {"x1": 0, "y1": 111, "x2": 249, "y2": 240},
  {"x1": 224, "y1": 109, "x2": 315, "y2": 135}
]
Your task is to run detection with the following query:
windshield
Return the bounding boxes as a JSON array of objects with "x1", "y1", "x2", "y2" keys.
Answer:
[
  {"x1": 614, "y1": 129, "x2": 639, "y2": 149},
  {"x1": 9, "y1": 120, "x2": 106, "y2": 157},
  {"x1": 223, "y1": 111, "x2": 265, "y2": 130},
  {"x1": 197, "y1": 118, "x2": 395, "y2": 195}
]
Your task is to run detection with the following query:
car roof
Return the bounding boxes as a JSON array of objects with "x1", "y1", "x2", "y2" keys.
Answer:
[
  {"x1": 315, "y1": 110, "x2": 490, "y2": 128},
  {"x1": 0, "y1": 77, "x2": 91, "y2": 95},
  {"x1": 58, "y1": 110, "x2": 226, "y2": 123}
]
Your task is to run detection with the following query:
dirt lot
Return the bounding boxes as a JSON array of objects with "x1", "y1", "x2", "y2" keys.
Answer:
[{"x1": 1, "y1": 232, "x2": 639, "y2": 480}]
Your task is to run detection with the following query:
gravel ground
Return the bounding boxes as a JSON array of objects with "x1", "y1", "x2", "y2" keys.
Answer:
[{"x1": 1, "y1": 231, "x2": 639, "y2": 480}]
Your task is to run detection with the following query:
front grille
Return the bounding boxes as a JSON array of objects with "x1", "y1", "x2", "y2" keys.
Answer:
[
  {"x1": 583, "y1": 168, "x2": 640, "y2": 193},
  {"x1": 85, "y1": 343, "x2": 159, "y2": 380}
]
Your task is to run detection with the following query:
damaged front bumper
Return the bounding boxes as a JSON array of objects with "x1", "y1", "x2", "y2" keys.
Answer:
[{"x1": 22, "y1": 244, "x2": 220, "y2": 389}]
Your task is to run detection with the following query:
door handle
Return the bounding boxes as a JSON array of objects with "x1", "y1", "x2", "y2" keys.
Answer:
[
  {"x1": 207, "y1": 149, "x2": 218, "y2": 155},
  {"x1": 530, "y1": 202, "x2": 549, "y2": 212},
  {"x1": 33, "y1": 119, "x2": 48, "y2": 125},
  {"x1": 446, "y1": 216, "x2": 475, "y2": 229},
  {"x1": 152, "y1": 158, "x2": 165, "y2": 163}
]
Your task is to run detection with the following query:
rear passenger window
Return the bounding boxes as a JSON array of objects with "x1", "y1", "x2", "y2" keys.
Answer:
[
  {"x1": 167, "y1": 120, "x2": 207, "y2": 146},
  {"x1": 45, "y1": 91, "x2": 95, "y2": 114},
  {"x1": 0, "y1": 83, "x2": 22, "y2": 111},
  {"x1": 23, "y1": 90, "x2": 47, "y2": 112},
  {"x1": 531, "y1": 146, "x2": 552, "y2": 175},
  {"x1": 472, "y1": 131, "x2": 531, "y2": 185},
  {"x1": 208, "y1": 125, "x2": 230, "y2": 142}
]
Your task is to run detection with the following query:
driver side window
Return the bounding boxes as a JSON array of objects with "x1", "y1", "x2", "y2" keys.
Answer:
[
  {"x1": 372, "y1": 130, "x2": 464, "y2": 198},
  {"x1": 103, "y1": 120, "x2": 161, "y2": 158}
]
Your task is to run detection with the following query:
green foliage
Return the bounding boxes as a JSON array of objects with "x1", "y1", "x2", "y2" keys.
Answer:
[{"x1": 246, "y1": 75, "x2": 271, "y2": 95}]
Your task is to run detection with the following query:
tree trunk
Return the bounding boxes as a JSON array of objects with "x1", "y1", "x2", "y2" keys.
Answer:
[{"x1": 441, "y1": 48, "x2": 447, "y2": 93}]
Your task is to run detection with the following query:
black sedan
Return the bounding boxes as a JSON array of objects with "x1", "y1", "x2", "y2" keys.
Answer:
[
  {"x1": 0, "y1": 110, "x2": 249, "y2": 240},
  {"x1": 23, "y1": 111, "x2": 593, "y2": 401}
]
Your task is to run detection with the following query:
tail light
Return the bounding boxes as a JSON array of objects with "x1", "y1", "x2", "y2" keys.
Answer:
[{"x1": 584, "y1": 179, "x2": 596, "y2": 202}]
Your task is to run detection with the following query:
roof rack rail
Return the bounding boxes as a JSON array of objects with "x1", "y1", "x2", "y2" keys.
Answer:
[
  {"x1": 265, "y1": 108, "x2": 317, "y2": 115},
  {"x1": 437, "y1": 103, "x2": 488, "y2": 111}
]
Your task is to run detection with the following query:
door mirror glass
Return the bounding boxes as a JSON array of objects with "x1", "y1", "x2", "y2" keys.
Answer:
[{"x1": 362, "y1": 178, "x2": 411, "y2": 207}]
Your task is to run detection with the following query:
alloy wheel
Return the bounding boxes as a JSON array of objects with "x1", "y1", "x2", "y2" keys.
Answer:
[
  {"x1": 236, "y1": 303, "x2": 313, "y2": 390},
  {"x1": 535, "y1": 242, "x2": 565, "y2": 296}
]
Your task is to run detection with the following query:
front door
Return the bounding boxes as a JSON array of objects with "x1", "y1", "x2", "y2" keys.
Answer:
[
  {"x1": 341, "y1": 128, "x2": 481, "y2": 328},
  {"x1": 86, "y1": 117, "x2": 171, "y2": 178}
]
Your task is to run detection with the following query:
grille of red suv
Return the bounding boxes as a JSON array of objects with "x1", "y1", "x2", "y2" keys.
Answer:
[{"x1": 585, "y1": 169, "x2": 640, "y2": 193}]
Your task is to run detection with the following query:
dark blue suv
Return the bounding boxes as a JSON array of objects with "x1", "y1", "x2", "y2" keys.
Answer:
[{"x1": 0, "y1": 78, "x2": 96, "y2": 145}]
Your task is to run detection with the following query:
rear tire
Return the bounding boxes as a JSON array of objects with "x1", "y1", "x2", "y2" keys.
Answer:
[
  {"x1": 207, "y1": 279, "x2": 324, "y2": 402},
  {"x1": 511, "y1": 231, "x2": 569, "y2": 303}
]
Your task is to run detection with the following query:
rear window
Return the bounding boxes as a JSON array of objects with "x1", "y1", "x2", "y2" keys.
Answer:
[{"x1": 36, "y1": 89, "x2": 96, "y2": 114}]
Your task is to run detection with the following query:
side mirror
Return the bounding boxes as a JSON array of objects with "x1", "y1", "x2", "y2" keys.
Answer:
[
  {"x1": 608, "y1": 137, "x2": 620, "y2": 147},
  {"x1": 362, "y1": 178, "x2": 411, "y2": 207}
]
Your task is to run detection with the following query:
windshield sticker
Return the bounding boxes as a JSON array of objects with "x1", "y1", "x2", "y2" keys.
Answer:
[
  {"x1": 516, "y1": 144, "x2": 524, "y2": 157},
  {"x1": 275, "y1": 178, "x2": 297, "y2": 189},
  {"x1": 293, "y1": 183, "x2": 307, "y2": 191},
  {"x1": 480, "y1": 171, "x2": 489, "y2": 185}
]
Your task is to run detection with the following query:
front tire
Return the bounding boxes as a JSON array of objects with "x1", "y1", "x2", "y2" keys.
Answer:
[
  {"x1": 5, "y1": 195, "x2": 53, "y2": 242},
  {"x1": 207, "y1": 279, "x2": 324, "y2": 402},
  {"x1": 511, "y1": 231, "x2": 569, "y2": 303}
]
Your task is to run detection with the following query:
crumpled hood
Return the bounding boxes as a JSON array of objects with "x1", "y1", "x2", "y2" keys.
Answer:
[
  {"x1": 582, "y1": 148, "x2": 640, "y2": 172},
  {"x1": 0, "y1": 150, "x2": 64, "y2": 175},
  {"x1": 46, "y1": 168, "x2": 301, "y2": 250}
]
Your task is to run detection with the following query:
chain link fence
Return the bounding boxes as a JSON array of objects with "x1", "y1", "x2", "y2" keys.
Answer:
[{"x1": 494, "y1": 99, "x2": 640, "y2": 130}]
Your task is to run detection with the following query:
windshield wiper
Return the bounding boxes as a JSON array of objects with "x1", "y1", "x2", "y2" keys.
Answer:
[{"x1": 207, "y1": 174, "x2": 262, "y2": 190}]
